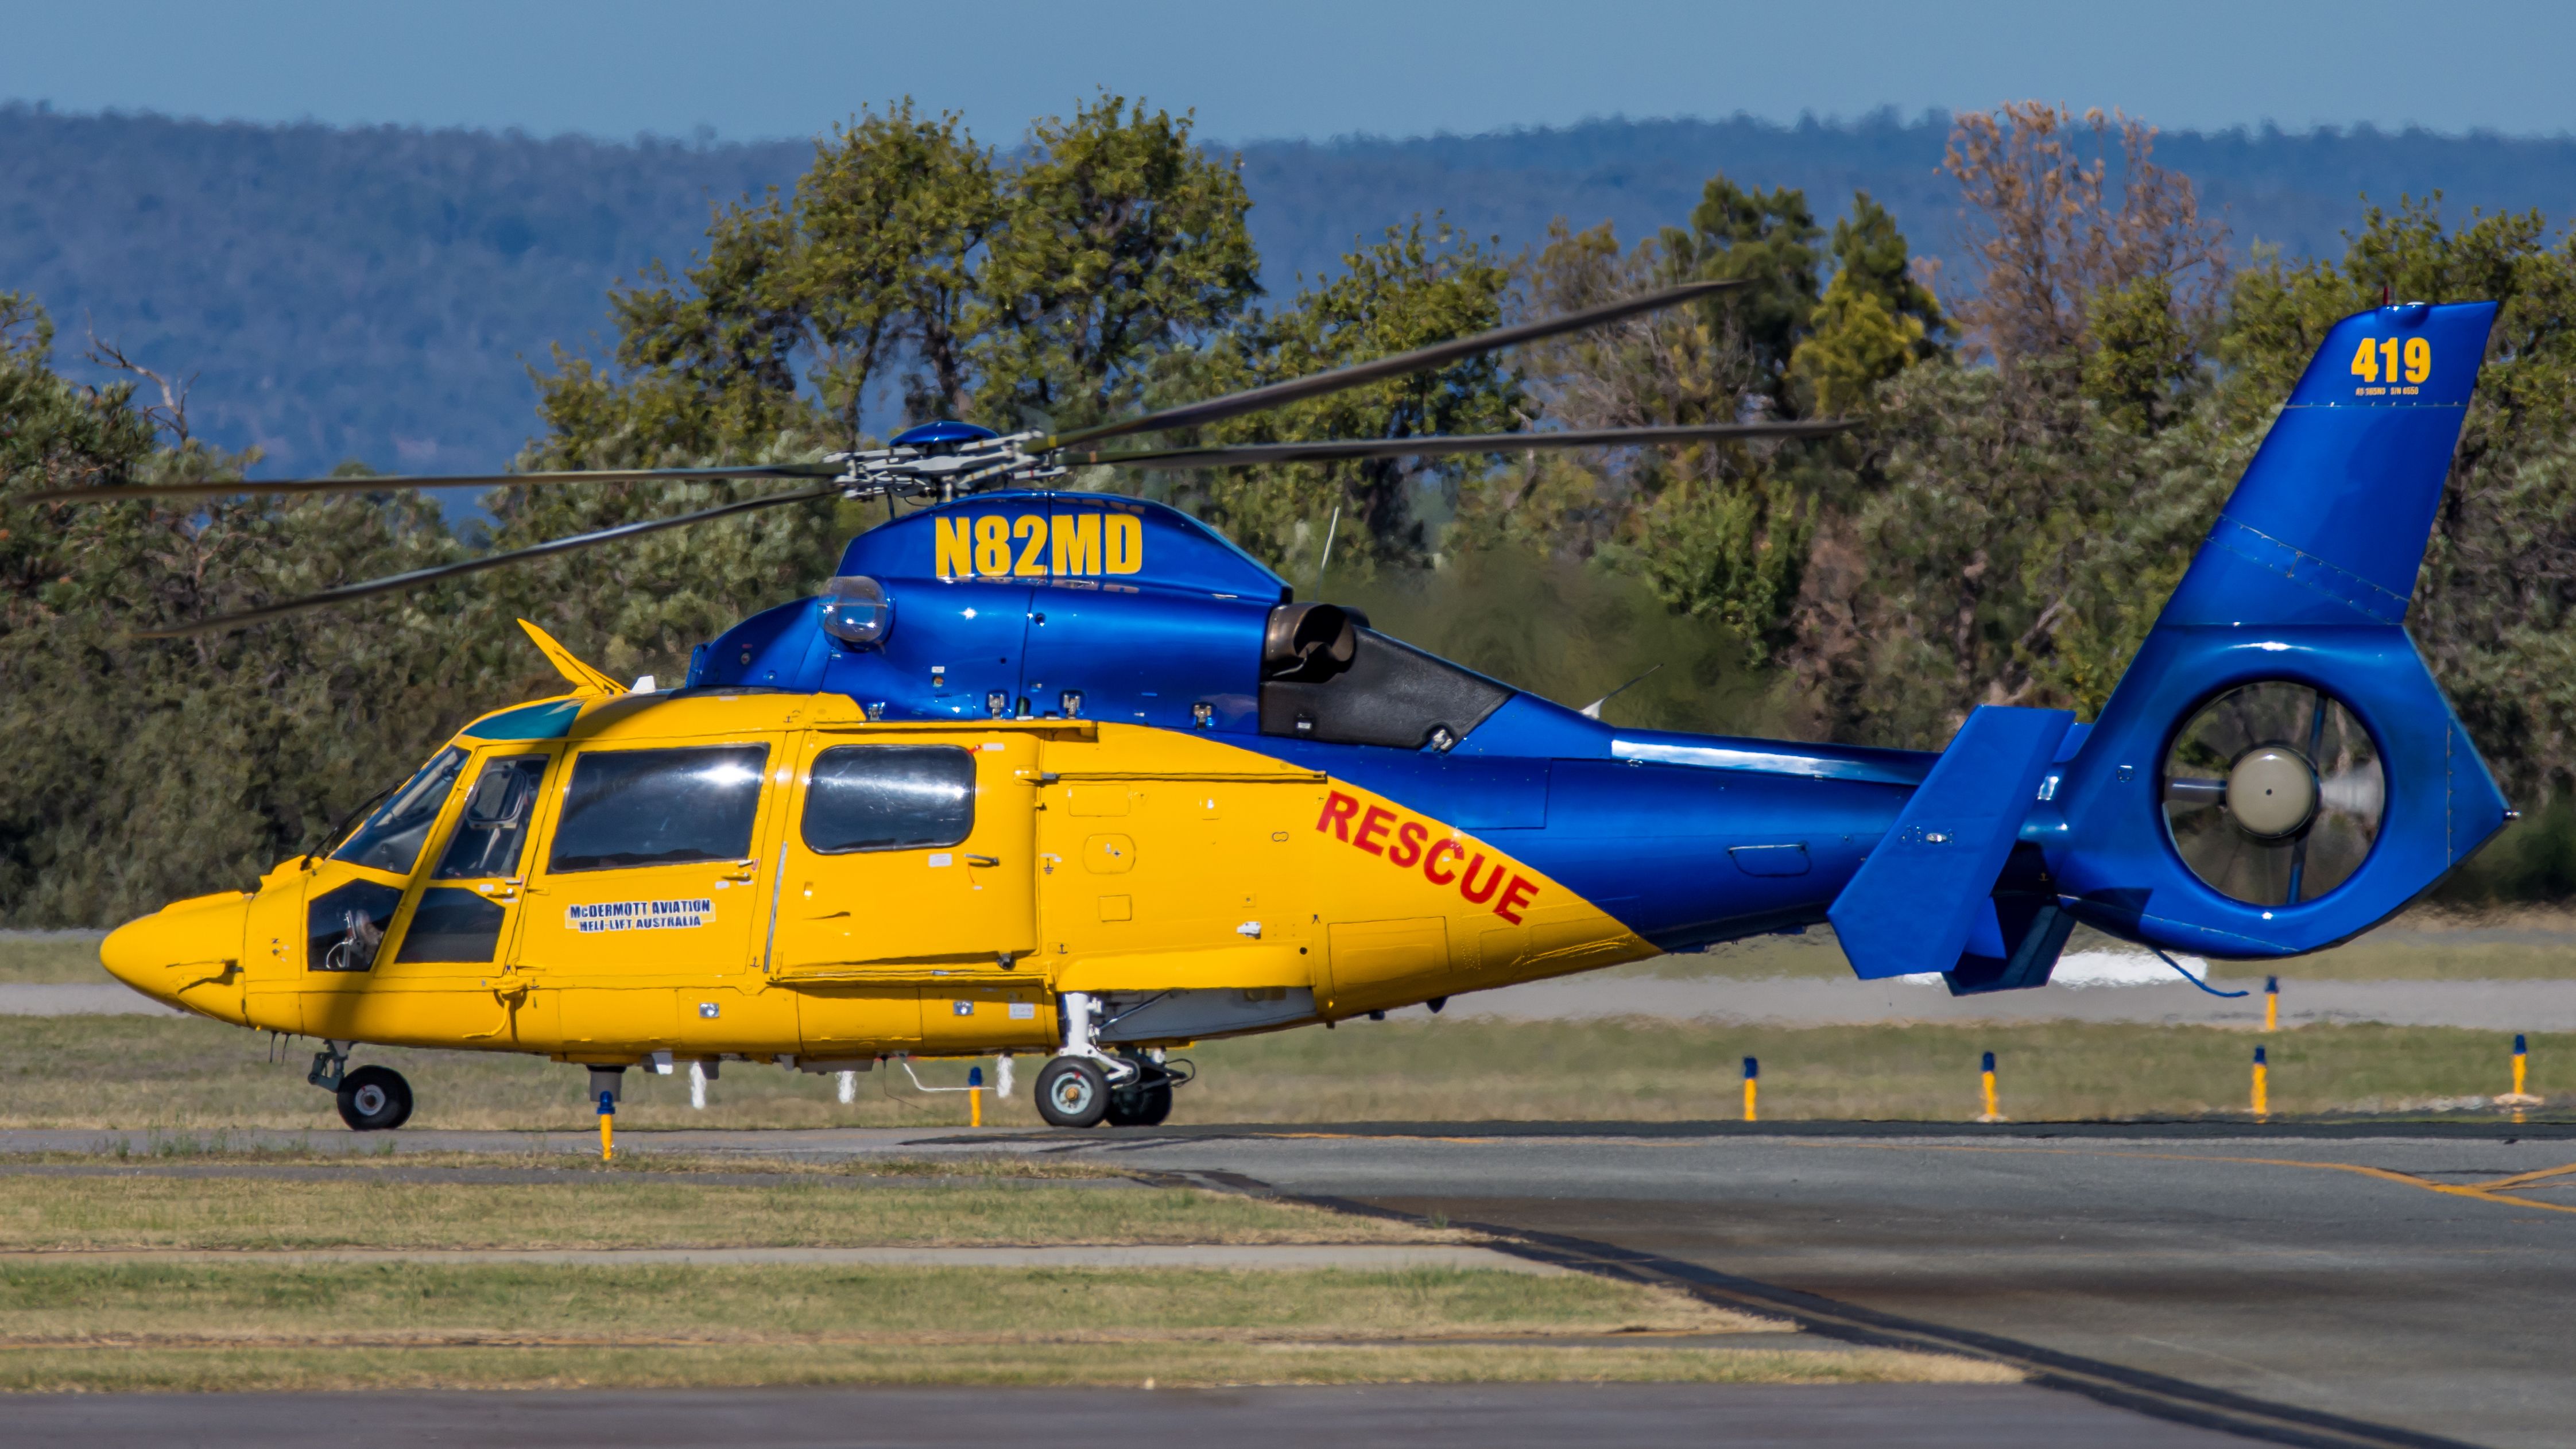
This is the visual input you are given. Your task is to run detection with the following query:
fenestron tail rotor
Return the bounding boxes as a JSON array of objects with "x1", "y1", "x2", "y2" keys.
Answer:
[
  {"x1": 2160, "y1": 681, "x2": 2385, "y2": 906},
  {"x1": 38, "y1": 278, "x2": 1851, "y2": 636}
]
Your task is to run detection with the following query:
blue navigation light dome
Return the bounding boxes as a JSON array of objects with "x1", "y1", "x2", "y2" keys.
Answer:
[{"x1": 892, "y1": 421, "x2": 1000, "y2": 449}]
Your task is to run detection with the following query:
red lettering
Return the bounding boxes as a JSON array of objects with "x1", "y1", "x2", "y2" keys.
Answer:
[
  {"x1": 1388, "y1": 820, "x2": 1427, "y2": 869},
  {"x1": 1459, "y1": 854, "x2": 1503, "y2": 905},
  {"x1": 1494, "y1": 874, "x2": 1539, "y2": 924},
  {"x1": 1316, "y1": 791, "x2": 1359, "y2": 841},
  {"x1": 1423, "y1": 838, "x2": 1462, "y2": 885},
  {"x1": 1353, "y1": 805, "x2": 1395, "y2": 855}
]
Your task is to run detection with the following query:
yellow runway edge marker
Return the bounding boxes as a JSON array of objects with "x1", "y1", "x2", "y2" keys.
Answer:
[
  {"x1": 1977, "y1": 1050, "x2": 2006, "y2": 1123},
  {"x1": 598, "y1": 1087, "x2": 615, "y2": 1161},
  {"x1": 969, "y1": 1064, "x2": 986, "y2": 1128},
  {"x1": 2252, "y1": 1045, "x2": 2269, "y2": 1118},
  {"x1": 2264, "y1": 975, "x2": 2279, "y2": 1033},
  {"x1": 1742, "y1": 1056, "x2": 1758, "y2": 1123}
]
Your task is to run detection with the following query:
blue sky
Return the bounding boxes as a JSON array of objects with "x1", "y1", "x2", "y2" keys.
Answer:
[{"x1": 4, "y1": 0, "x2": 2573, "y2": 143}]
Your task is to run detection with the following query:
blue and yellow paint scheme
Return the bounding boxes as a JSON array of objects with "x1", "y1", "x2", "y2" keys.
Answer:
[
  {"x1": 97, "y1": 660, "x2": 1849, "y2": 1064},
  {"x1": 99, "y1": 303, "x2": 2519, "y2": 1086}
]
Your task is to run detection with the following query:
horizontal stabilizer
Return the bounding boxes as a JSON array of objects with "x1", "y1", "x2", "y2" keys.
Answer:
[{"x1": 1830, "y1": 706, "x2": 2073, "y2": 980}]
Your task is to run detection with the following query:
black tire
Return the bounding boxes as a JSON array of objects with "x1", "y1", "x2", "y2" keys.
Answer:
[
  {"x1": 337, "y1": 1064, "x2": 413, "y2": 1132},
  {"x1": 1105, "y1": 1082, "x2": 1173, "y2": 1128},
  {"x1": 1035, "y1": 1057, "x2": 1110, "y2": 1129}
]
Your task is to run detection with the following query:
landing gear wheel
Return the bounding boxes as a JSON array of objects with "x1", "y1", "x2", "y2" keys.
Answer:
[
  {"x1": 1105, "y1": 1081, "x2": 1173, "y2": 1127},
  {"x1": 336, "y1": 1065, "x2": 413, "y2": 1132},
  {"x1": 1035, "y1": 1057, "x2": 1110, "y2": 1129}
]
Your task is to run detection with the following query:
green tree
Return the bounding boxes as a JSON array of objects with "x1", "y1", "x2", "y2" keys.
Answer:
[
  {"x1": 2224, "y1": 196, "x2": 2576, "y2": 799},
  {"x1": 1466, "y1": 206, "x2": 1861, "y2": 662},
  {"x1": 1170, "y1": 221, "x2": 1518, "y2": 575},
  {"x1": 1661, "y1": 175, "x2": 1823, "y2": 409},
  {"x1": 1790, "y1": 192, "x2": 1946, "y2": 416},
  {"x1": 0, "y1": 297, "x2": 484, "y2": 925},
  {"x1": 970, "y1": 94, "x2": 1260, "y2": 433},
  {"x1": 2080, "y1": 274, "x2": 2199, "y2": 432}
]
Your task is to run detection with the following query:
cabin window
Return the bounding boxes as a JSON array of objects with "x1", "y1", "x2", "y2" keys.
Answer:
[
  {"x1": 307, "y1": 881, "x2": 403, "y2": 972},
  {"x1": 433, "y1": 756, "x2": 549, "y2": 880},
  {"x1": 547, "y1": 745, "x2": 770, "y2": 873},
  {"x1": 331, "y1": 747, "x2": 467, "y2": 875},
  {"x1": 394, "y1": 887, "x2": 510, "y2": 963},
  {"x1": 802, "y1": 745, "x2": 975, "y2": 853}
]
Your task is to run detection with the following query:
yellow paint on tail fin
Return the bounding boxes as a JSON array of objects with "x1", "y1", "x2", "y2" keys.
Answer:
[{"x1": 518, "y1": 619, "x2": 624, "y2": 696}]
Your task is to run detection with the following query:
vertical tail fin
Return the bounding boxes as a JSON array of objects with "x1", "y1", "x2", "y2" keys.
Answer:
[
  {"x1": 2046, "y1": 301, "x2": 2510, "y2": 959},
  {"x1": 2160, "y1": 300, "x2": 2493, "y2": 630}
]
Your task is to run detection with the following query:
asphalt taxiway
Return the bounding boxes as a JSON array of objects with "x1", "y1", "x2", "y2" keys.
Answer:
[
  {"x1": 1075, "y1": 1123, "x2": 2576, "y2": 1448},
  {"x1": 1, "y1": 1382, "x2": 2247, "y2": 1448},
  {"x1": 6, "y1": 1119, "x2": 2570, "y2": 1447}
]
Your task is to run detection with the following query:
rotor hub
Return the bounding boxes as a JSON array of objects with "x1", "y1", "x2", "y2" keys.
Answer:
[{"x1": 2225, "y1": 745, "x2": 2318, "y2": 838}]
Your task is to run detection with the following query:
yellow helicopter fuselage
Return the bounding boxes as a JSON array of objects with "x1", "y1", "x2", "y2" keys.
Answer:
[{"x1": 101, "y1": 686, "x2": 1655, "y2": 1068}]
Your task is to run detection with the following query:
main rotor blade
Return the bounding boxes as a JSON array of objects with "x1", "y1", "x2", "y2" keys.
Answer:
[
  {"x1": 1064, "y1": 420, "x2": 1853, "y2": 470},
  {"x1": 30, "y1": 462, "x2": 843, "y2": 505},
  {"x1": 132, "y1": 485, "x2": 838, "y2": 638},
  {"x1": 1043, "y1": 278, "x2": 1743, "y2": 452}
]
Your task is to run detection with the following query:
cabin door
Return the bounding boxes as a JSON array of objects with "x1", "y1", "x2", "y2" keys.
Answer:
[
  {"x1": 768, "y1": 731, "x2": 1039, "y2": 975},
  {"x1": 514, "y1": 737, "x2": 774, "y2": 985},
  {"x1": 380, "y1": 746, "x2": 558, "y2": 984}
]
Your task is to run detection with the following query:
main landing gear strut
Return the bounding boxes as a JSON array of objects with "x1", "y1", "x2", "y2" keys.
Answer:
[
  {"x1": 1033, "y1": 992, "x2": 1188, "y2": 1129},
  {"x1": 308, "y1": 1041, "x2": 413, "y2": 1132}
]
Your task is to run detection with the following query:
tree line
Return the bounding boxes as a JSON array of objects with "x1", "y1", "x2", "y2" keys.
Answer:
[{"x1": 8, "y1": 97, "x2": 2576, "y2": 927}]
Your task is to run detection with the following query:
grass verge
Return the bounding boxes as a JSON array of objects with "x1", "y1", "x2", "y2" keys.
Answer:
[
  {"x1": 0, "y1": 1013, "x2": 2562, "y2": 1129},
  {"x1": 1617, "y1": 911, "x2": 2576, "y2": 983},
  {"x1": 1189, "y1": 1018, "x2": 2565, "y2": 1121},
  {"x1": 0, "y1": 1172, "x2": 1436, "y2": 1252},
  {"x1": 0, "y1": 1262, "x2": 2008, "y2": 1392},
  {"x1": 0, "y1": 933, "x2": 105, "y2": 985}
]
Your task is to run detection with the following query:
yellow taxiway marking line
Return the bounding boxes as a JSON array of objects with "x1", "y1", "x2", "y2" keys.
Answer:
[
  {"x1": 2472, "y1": 1160, "x2": 2576, "y2": 1192},
  {"x1": 1780, "y1": 1139, "x2": 2576, "y2": 1217}
]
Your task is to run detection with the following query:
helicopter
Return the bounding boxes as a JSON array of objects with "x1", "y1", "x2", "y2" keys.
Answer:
[{"x1": 62, "y1": 284, "x2": 2510, "y2": 1130}]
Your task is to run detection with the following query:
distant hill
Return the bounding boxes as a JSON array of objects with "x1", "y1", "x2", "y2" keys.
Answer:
[{"x1": 9, "y1": 104, "x2": 2576, "y2": 476}]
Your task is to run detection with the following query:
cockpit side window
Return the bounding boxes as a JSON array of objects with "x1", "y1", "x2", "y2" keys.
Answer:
[
  {"x1": 331, "y1": 747, "x2": 468, "y2": 875},
  {"x1": 547, "y1": 745, "x2": 770, "y2": 873},
  {"x1": 433, "y1": 756, "x2": 549, "y2": 880}
]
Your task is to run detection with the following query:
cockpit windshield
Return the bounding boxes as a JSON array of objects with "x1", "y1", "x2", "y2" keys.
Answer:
[{"x1": 331, "y1": 746, "x2": 467, "y2": 875}]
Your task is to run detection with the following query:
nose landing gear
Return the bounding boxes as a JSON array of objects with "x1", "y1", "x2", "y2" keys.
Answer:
[{"x1": 308, "y1": 1043, "x2": 413, "y2": 1132}]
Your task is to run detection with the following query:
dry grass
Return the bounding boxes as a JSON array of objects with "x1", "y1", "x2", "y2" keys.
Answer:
[
  {"x1": 29, "y1": 1145, "x2": 1124, "y2": 1180},
  {"x1": 0, "y1": 1338, "x2": 2006, "y2": 1393},
  {"x1": 0, "y1": 1261, "x2": 2006, "y2": 1392},
  {"x1": 1188, "y1": 1018, "x2": 2565, "y2": 1122},
  {"x1": 0, "y1": 1013, "x2": 2560, "y2": 1130},
  {"x1": 1623, "y1": 909, "x2": 2576, "y2": 983},
  {"x1": 0, "y1": 933, "x2": 104, "y2": 985},
  {"x1": 0, "y1": 1173, "x2": 1438, "y2": 1252}
]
